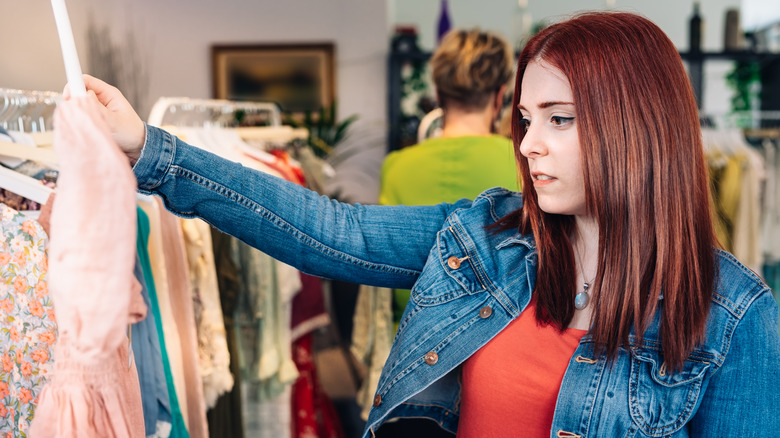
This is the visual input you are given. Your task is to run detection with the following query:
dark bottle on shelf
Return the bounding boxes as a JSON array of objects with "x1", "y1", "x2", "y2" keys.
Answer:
[
  {"x1": 689, "y1": 1, "x2": 703, "y2": 52},
  {"x1": 437, "y1": 0, "x2": 451, "y2": 45}
]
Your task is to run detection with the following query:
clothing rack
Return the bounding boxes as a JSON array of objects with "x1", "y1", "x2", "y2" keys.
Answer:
[
  {"x1": 147, "y1": 96, "x2": 283, "y2": 128},
  {"x1": 0, "y1": 88, "x2": 60, "y2": 134},
  {"x1": 0, "y1": 88, "x2": 59, "y2": 205},
  {"x1": 149, "y1": 97, "x2": 308, "y2": 152},
  {"x1": 703, "y1": 110, "x2": 780, "y2": 130}
]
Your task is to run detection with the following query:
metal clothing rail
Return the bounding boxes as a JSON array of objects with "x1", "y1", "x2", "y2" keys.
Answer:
[
  {"x1": 0, "y1": 88, "x2": 60, "y2": 134},
  {"x1": 702, "y1": 110, "x2": 780, "y2": 140},
  {"x1": 0, "y1": 89, "x2": 60, "y2": 205},
  {"x1": 147, "y1": 97, "x2": 283, "y2": 128}
]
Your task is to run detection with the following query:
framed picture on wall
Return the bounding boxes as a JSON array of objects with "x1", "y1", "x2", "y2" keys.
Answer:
[{"x1": 211, "y1": 43, "x2": 335, "y2": 116}]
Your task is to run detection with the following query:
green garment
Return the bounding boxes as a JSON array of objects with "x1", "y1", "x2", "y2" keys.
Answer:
[
  {"x1": 379, "y1": 135, "x2": 520, "y2": 323},
  {"x1": 137, "y1": 207, "x2": 190, "y2": 438}
]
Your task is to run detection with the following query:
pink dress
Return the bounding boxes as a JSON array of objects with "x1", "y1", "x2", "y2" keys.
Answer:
[{"x1": 29, "y1": 96, "x2": 145, "y2": 437}]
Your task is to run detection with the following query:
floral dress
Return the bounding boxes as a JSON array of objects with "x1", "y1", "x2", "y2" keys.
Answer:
[{"x1": 0, "y1": 203, "x2": 55, "y2": 437}]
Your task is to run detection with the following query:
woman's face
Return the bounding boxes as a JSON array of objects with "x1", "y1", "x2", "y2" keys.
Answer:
[{"x1": 518, "y1": 60, "x2": 586, "y2": 217}]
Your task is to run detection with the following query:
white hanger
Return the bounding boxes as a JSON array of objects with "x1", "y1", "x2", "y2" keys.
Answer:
[
  {"x1": 0, "y1": 129, "x2": 55, "y2": 206},
  {"x1": 0, "y1": 165, "x2": 53, "y2": 205}
]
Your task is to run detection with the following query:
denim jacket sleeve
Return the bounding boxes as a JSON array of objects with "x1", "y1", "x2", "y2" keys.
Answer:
[
  {"x1": 133, "y1": 125, "x2": 459, "y2": 289},
  {"x1": 690, "y1": 290, "x2": 780, "y2": 435}
]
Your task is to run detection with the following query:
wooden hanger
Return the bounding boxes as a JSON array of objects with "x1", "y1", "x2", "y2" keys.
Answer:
[
  {"x1": 235, "y1": 125, "x2": 308, "y2": 142},
  {"x1": 743, "y1": 127, "x2": 780, "y2": 139},
  {"x1": 0, "y1": 139, "x2": 58, "y2": 168}
]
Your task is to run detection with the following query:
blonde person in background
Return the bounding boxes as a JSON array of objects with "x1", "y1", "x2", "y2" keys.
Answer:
[
  {"x1": 380, "y1": 28, "x2": 518, "y2": 209},
  {"x1": 381, "y1": 26, "x2": 520, "y2": 338}
]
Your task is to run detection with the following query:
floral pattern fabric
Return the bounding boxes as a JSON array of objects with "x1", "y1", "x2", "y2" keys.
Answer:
[{"x1": 0, "y1": 203, "x2": 55, "y2": 437}]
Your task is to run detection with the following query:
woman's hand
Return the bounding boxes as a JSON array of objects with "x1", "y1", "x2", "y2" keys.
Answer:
[{"x1": 63, "y1": 74, "x2": 146, "y2": 165}]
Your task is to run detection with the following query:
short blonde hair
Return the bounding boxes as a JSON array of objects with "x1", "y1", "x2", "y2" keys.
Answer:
[{"x1": 431, "y1": 29, "x2": 514, "y2": 111}]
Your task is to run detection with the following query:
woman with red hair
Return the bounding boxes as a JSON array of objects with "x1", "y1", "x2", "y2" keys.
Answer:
[{"x1": 78, "y1": 11, "x2": 778, "y2": 438}]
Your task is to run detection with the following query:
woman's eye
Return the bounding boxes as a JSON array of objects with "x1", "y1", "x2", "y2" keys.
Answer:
[
  {"x1": 551, "y1": 116, "x2": 575, "y2": 126},
  {"x1": 519, "y1": 118, "x2": 531, "y2": 130}
]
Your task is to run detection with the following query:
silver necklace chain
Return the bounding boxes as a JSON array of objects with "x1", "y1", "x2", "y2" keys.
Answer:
[{"x1": 574, "y1": 242, "x2": 595, "y2": 310}]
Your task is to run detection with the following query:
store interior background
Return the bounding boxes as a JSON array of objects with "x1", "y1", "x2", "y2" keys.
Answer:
[
  {"x1": 3, "y1": 0, "x2": 776, "y2": 203},
  {"x1": 2, "y1": 1, "x2": 779, "y2": 436},
  {"x1": 4, "y1": 0, "x2": 777, "y2": 124},
  {"x1": 5, "y1": 0, "x2": 772, "y2": 122},
  {"x1": 0, "y1": 0, "x2": 780, "y2": 203}
]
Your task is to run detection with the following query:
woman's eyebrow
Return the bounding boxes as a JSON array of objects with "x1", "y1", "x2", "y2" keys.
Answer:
[{"x1": 517, "y1": 101, "x2": 575, "y2": 111}]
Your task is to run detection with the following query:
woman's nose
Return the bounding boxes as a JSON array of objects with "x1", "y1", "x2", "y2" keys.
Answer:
[{"x1": 519, "y1": 126, "x2": 546, "y2": 158}]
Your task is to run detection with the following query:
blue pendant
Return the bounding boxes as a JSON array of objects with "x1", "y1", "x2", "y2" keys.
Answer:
[
  {"x1": 574, "y1": 291, "x2": 589, "y2": 310},
  {"x1": 574, "y1": 283, "x2": 590, "y2": 310}
]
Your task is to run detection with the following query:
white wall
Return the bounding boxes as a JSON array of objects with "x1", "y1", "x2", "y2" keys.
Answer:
[
  {"x1": 1, "y1": 0, "x2": 389, "y2": 131},
  {"x1": 1, "y1": 0, "x2": 751, "y2": 132},
  {"x1": 742, "y1": 0, "x2": 780, "y2": 31}
]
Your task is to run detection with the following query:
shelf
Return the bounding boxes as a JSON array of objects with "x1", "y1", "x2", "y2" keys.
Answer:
[{"x1": 679, "y1": 50, "x2": 780, "y2": 62}]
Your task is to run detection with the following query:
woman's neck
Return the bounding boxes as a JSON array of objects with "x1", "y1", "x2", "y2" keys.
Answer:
[{"x1": 573, "y1": 216, "x2": 599, "y2": 274}]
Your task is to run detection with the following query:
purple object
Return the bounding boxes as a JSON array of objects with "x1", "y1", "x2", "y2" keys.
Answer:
[{"x1": 437, "y1": 0, "x2": 451, "y2": 44}]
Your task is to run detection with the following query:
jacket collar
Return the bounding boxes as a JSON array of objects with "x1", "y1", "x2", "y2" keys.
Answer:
[{"x1": 495, "y1": 231, "x2": 536, "y2": 251}]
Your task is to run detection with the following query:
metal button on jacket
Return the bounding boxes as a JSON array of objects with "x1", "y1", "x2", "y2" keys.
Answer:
[
  {"x1": 447, "y1": 256, "x2": 461, "y2": 269},
  {"x1": 373, "y1": 394, "x2": 382, "y2": 407},
  {"x1": 479, "y1": 306, "x2": 493, "y2": 319},
  {"x1": 424, "y1": 351, "x2": 439, "y2": 365}
]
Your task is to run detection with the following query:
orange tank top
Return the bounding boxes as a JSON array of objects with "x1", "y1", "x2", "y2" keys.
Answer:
[{"x1": 457, "y1": 298, "x2": 587, "y2": 438}]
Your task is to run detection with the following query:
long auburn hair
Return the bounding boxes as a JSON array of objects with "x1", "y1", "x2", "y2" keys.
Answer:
[{"x1": 500, "y1": 12, "x2": 716, "y2": 370}]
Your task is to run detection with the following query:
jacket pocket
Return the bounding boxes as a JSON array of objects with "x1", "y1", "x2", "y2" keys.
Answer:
[
  {"x1": 628, "y1": 348, "x2": 710, "y2": 436},
  {"x1": 411, "y1": 227, "x2": 487, "y2": 306}
]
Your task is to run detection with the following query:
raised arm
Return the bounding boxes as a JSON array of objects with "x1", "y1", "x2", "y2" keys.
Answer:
[
  {"x1": 82, "y1": 75, "x2": 454, "y2": 289},
  {"x1": 135, "y1": 125, "x2": 452, "y2": 288}
]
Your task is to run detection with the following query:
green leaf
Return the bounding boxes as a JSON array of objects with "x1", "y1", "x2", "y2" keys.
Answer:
[{"x1": 334, "y1": 115, "x2": 359, "y2": 144}]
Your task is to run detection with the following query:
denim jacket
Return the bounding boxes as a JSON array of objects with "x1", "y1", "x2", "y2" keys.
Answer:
[{"x1": 134, "y1": 125, "x2": 780, "y2": 437}]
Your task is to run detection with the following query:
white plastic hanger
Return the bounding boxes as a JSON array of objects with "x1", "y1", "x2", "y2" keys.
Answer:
[
  {"x1": 0, "y1": 129, "x2": 55, "y2": 206},
  {"x1": 0, "y1": 165, "x2": 53, "y2": 205}
]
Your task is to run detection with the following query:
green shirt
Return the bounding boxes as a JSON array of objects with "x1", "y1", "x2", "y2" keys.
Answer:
[
  {"x1": 380, "y1": 135, "x2": 519, "y2": 205},
  {"x1": 379, "y1": 135, "x2": 520, "y2": 322}
]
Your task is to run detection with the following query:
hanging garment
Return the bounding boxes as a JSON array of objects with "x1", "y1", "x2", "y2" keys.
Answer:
[
  {"x1": 290, "y1": 273, "x2": 329, "y2": 344},
  {"x1": 138, "y1": 197, "x2": 190, "y2": 429},
  {"x1": 180, "y1": 218, "x2": 233, "y2": 410},
  {"x1": 137, "y1": 206, "x2": 191, "y2": 438},
  {"x1": 289, "y1": 146, "x2": 334, "y2": 196},
  {"x1": 292, "y1": 333, "x2": 344, "y2": 438},
  {"x1": 0, "y1": 203, "x2": 55, "y2": 435},
  {"x1": 350, "y1": 285, "x2": 394, "y2": 421},
  {"x1": 708, "y1": 151, "x2": 744, "y2": 252},
  {"x1": 207, "y1": 229, "x2": 245, "y2": 438},
  {"x1": 731, "y1": 146, "x2": 766, "y2": 273},
  {"x1": 232, "y1": 238, "x2": 300, "y2": 438},
  {"x1": 30, "y1": 96, "x2": 144, "y2": 437},
  {"x1": 158, "y1": 206, "x2": 209, "y2": 438},
  {"x1": 131, "y1": 252, "x2": 173, "y2": 438},
  {"x1": 761, "y1": 139, "x2": 780, "y2": 266}
]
